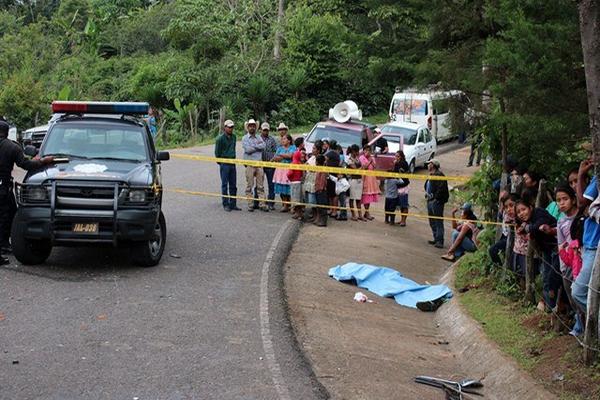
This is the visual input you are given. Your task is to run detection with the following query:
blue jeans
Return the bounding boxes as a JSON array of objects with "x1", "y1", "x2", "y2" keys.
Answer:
[
  {"x1": 489, "y1": 235, "x2": 507, "y2": 265},
  {"x1": 451, "y1": 230, "x2": 477, "y2": 257},
  {"x1": 572, "y1": 246, "x2": 597, "y2": 310},
  {"x1": 338, "y1": 191, "x2": 347, "y2": 218},
  {"x1": 541, "y1": 251, "x2": 562, "y2": 309},
  {"x1": 219, "y1": 164, "x2": 237, "y2": 208},
  {"x1": 263, "y1": 167, "x2": 275, "y2": 205},
  {"x1": 427, "y1": 200, "x2": 444, "y2": 245}
]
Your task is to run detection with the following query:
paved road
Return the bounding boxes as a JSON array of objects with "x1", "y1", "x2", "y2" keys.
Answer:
[{"x1": 0, "y1": 143, "x2": 325, "y2": 400}]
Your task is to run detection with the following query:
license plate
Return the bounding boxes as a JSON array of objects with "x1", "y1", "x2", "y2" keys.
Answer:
[{"x1": 72, "y1": 223, "x2": 99, "y2": 233}]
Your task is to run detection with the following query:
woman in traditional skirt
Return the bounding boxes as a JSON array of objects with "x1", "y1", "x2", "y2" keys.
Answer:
[
  {"x1": 359, "y1": 145, "x2": 379, "y2": 220},
  {"x1": 272, "y1": 133, "x2": 296, "y2": 212},
  {"x1": 288, "y1": 139, "x2": 305, "y2": 219},
  {"x1": 346, "y1": 144, "x2": 364, "y2": 221}
]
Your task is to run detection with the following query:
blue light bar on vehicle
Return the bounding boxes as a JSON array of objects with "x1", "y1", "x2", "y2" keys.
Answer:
[{"x1": 52, "y1": 101, "x2": 149, "y2": 115}]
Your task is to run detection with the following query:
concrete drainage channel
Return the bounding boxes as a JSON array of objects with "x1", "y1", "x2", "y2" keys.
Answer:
[
  {"x1": 263, "y1": 220, "x2": 330, "y2": 400},
  {"x1": 436, "y1": 264, "x2": 555, "y2": 400}
]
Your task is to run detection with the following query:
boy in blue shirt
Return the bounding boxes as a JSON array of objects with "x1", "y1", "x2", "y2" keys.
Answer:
[{"x1": 572, "y1": 158, "x2": 600, "y2": 310}]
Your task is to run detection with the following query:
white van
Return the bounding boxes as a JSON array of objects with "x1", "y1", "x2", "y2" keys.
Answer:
[
  {"x1": 8, "y1": 126, "x2": 17, "y2": 142},
  {"x1": 388, "y1": 89, "x2": 463, "y2": 142}
]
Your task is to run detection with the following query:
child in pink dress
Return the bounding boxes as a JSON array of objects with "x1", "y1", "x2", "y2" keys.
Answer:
[{"x1": 359, "y1": 145, "x2": 380, "y2": 220}]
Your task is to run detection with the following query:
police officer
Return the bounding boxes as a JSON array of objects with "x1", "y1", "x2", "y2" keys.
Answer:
[{"x1": 0, "y1": 120, "x2": 53, "y2": 264}]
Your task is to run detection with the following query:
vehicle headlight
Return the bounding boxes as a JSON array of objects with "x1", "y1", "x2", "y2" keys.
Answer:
[
  {"x1": 128, "y1": 190, "x2": 146, "y2": 203},
  {"x1": 27, "y1": 186, "x2": 48, "y2": 201},
  {"x1": 23, "y1": 132, "x2": 32, "y2": 140}
]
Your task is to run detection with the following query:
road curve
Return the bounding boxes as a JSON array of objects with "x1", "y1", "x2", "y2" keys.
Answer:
[{"x1": 0, "y1": 142, "x2": 326, "y2": 400}]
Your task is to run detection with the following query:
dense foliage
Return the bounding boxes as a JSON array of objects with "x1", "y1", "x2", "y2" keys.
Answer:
[{"x1": 0, "y1": 0, "x2": 589, "y2": 178}]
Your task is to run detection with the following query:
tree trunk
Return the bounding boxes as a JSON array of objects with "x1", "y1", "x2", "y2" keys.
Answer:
[
  {"x1": 219, "y1": 106, "x2": 225, "y2": 133},
  {"x1": 499, "y1": 98, "x2": 508, "y2": 171},
  {"x1": 273, "y1": 0, "x2": 285, "y2": 62},
  {"x1": 578, "y1": 0, "x2": 600, "y2": 365}
]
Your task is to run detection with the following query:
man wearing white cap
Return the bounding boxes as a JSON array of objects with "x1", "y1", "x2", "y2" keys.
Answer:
[
  {"x1": 242, "y1": 119, "x2": 268, "y2": 212},
  {"x1": 277, "y1": 122, "x2": 288, "y2": 144},
  {"x1": 215, "y1": 119, "x2": 239, "y2": 211}
]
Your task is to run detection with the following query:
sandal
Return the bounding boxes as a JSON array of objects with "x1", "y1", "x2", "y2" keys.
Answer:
[
  {"x1": 441, "y1": 254, "x2": 455, "y2": 262},
  {"x1": 351, "y1": 217, "x2": 358, "y2": 221}
]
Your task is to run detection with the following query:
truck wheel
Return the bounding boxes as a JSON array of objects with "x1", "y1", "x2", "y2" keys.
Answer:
[
  {"x1": 11, "y1": 213, "x2": 52, "y2": 265},
  {"x1": 131, "y1": 211, "x2": 166, "y2": 267},
  {"x1": 409, "y1": 159, "x2": 416, "y2": 174}
]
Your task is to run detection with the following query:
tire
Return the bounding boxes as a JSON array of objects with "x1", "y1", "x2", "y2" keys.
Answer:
[
  {"x1": 131, "y1": 211, "x2": 166, "y2": 267},
  {"x1": 11, "y1": 212, "x2": 52, "y2": 265},
  {"x1": 409, "y1": 159, "x2": 416, "y2": 174}
]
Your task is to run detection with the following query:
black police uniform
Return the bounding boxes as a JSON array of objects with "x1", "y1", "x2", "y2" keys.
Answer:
[{"x1": 0, "y1": 136, "x2": 44, "y2": 250}]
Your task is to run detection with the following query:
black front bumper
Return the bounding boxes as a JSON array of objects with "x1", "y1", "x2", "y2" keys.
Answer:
[{"x1": 15, "y1": 207, "x2": 159, "y2": 245}]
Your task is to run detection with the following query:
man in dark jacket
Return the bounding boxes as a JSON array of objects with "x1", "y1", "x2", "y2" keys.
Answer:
[
  {"x1": 0, "y1": 120, "x2": 53, "y2": 264},
  {"x1": 424, "y1": 159, "x2": 449, "y2": 248},
  {"x1": 215, "y1": 119, "x2": 240, "y2": 212}
]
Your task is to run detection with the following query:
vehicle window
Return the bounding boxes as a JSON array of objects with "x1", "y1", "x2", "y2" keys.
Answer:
[
  {"x1": 382, "y1": 135, "x2": 400, "y2": 153},
  {"x1": 432, "y1": 98, "x2": 450, "y2": 115},
  {"x1": 306, "y1": 125, "x2": 363, "y2": 148},
  {"x1": 392, "y1": 98, "x2": 428, "y2": 116},
  {"x1": 424, "y1": 128, "x2": 432, "y2": 143},
  {"x1": 42, "y1": 123, "x2": 148, "y2": 161},
  {"x1": 380, "y1": 125, "x2": 417, "y2": 145}
]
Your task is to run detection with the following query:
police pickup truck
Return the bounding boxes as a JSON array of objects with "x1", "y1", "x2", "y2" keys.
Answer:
[{"x1": 12, "y1": 101, "x2": 169, "y2": 267}]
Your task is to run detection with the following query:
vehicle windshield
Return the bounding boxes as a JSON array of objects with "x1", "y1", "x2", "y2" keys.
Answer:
[
  {"x1": 381, "y1": 125, "x2": 418, "y2": 145},
  {"x1": 392, "y1": 98, "x2": 428, "y2": 116},
  {"x1": 306, "y1": 125, "x2": 363, "y2": 148},
  {"x1": 42, "y1": 123, "x2": 148, "y2": 161}
]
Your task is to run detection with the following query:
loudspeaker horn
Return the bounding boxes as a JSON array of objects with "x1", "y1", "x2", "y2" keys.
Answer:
[{"x1": 328, "y1": 100, "x2": 363, "y2": 123}]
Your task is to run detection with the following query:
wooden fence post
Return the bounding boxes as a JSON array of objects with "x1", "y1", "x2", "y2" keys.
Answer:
[
  {"x1": 502, "y1": 228, "x2": 514, "y2": 281},
  {"x1": 524, "y1": 180, "x2": 548, "y2": 304},
  {"x1": 525, "y1": 240, "x2": 537, "y2": 305}
]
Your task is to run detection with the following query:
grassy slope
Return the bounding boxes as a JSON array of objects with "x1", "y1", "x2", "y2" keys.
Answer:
[{"x1": 454, "y1": 250, "x2": 600, "y2": 399}]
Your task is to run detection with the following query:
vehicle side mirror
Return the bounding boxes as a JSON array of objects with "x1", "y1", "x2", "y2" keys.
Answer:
[
  {"x1": 24, "y1": 145, "x2": 38, "y2": 157},
  {"x1": 157, "y1": 151, "x2": 170, "y2": 161}
]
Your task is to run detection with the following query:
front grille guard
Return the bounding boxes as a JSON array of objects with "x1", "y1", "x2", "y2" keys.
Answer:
[{"x1": 15, "y1": 181, "x2": 160, "y2": 247}]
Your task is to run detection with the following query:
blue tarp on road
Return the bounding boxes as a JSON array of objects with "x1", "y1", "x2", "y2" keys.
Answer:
[{"x1": 328, "y1": 262, "x2": 453, "y2": 309}]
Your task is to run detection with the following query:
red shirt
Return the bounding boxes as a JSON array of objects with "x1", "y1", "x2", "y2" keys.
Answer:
[{"x1": 287, "y1": 150, "x2": 304, "y2": 182}]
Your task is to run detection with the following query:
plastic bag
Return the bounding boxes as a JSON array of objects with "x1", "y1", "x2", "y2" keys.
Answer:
[{"x1": 335, "y1": 178, "x2": 350, "y2": 195}]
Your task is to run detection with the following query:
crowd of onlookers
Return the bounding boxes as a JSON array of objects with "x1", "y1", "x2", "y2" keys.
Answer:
[
  {"x1": 481, "y1": 148, "x2": 600, "y2": 338},
  {"x1": 215, "y1": 119, "x2": 600, "y2": 338},
  {"x1": 215, "y1": 118, "x2": 417, "y2": 227}
]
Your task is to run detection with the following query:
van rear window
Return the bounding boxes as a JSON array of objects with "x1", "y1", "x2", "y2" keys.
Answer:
[{"x1": 392, "y1": 99, "x2": 428, "y2": 116}]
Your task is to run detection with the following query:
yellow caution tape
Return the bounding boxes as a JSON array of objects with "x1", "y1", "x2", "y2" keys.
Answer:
[
  {"x1": 166, "y1": 188, "x2": 508, "y2": 227},
  {"x1": 170, "y1": 153, "x2": 471, "y2": 182}
]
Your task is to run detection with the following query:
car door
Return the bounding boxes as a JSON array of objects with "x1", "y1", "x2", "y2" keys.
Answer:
[
  {"x1": 424, "y1": 128, "x2": 435, "y2": 159},
  {"x1": 369, "y1": 134, "x2": 395, "y2": 171},
  {"x1": 414, "y1": 129, "x2": 426, "y2": 165}
]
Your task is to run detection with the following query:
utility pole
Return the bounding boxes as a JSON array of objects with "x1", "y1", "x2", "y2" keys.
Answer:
[{"x1": 578, "y1": 0, "x2": 600, "y2": 365}]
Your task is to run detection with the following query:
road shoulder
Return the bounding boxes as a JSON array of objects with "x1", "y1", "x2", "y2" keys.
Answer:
[{"x1": 283, "y1": 146, "x2": 554, "y2": 399}]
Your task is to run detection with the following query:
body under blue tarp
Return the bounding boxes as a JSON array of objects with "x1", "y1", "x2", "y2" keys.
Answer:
[{"x1": 328, "y1": 263, "x2": 453, "y2": 309}]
